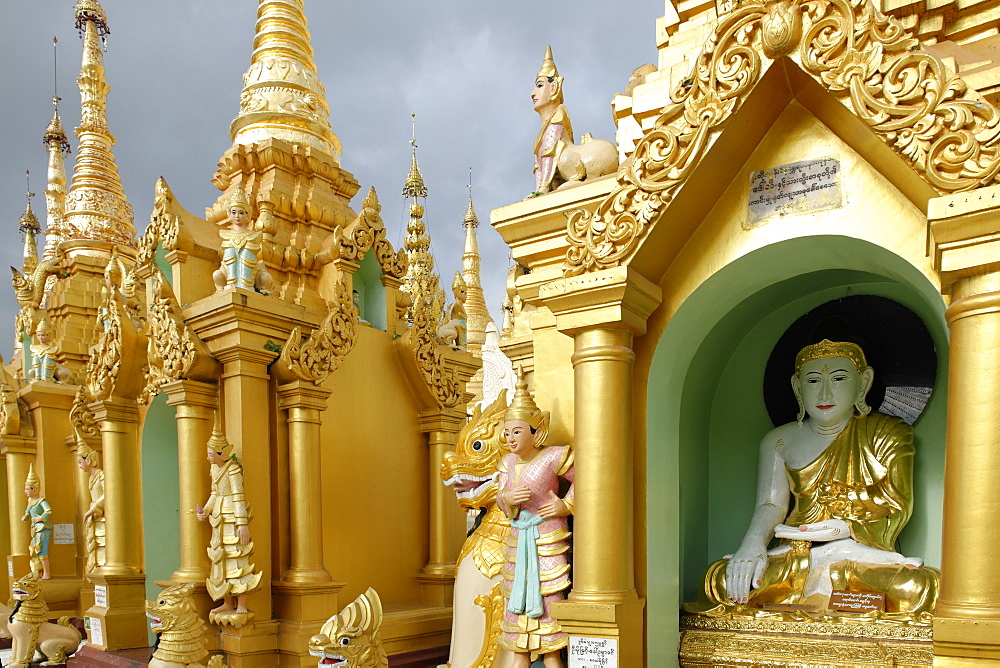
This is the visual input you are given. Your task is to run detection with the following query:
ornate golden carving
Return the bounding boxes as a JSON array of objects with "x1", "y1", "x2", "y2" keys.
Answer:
[
  {"x1": 564, "y1": 0, "x2": 1000, "y2": 276},
  {"x1": 136, "y1": 177, "x2": 181, "y2": 269},
  {"x1": 681, "y1": 613, "x2": 932, "y2": 639},
  {"x1": 308, "y1": 588, "x2": 388, "y2": 668},
  {"x1": 146, "y1": 582, "x2": 210, "y2": 667},
  {"x1": 7, "y1": 574, "x2": 81, "y2": 668},
  {"x1": 332, "y1": 188, "x2": 407, "y2": 279},
  {"x1": 70, "y1": 385, "x2": 99, "y2": 440},
  {"x1": 472, "y1": 582, "x2": 505, "y2": 668},
  {"x1": 411, "y1": 294, "x2": 462, "y2": 408},
  {"x1": 277, "y1": 282, "x2": 358, "y2": 384}
]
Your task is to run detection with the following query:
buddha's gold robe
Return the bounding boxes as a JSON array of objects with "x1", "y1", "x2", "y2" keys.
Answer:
[{"x1": 686, "y1": 413, "x2": 939, "y2": 620}]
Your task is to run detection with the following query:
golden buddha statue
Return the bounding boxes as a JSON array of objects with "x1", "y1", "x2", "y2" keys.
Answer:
[{"x1": 685, "y1": 340, "x2": 939, "y2": 622}]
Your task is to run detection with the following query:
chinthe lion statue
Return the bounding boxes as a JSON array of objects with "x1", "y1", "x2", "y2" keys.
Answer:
[
  {"x1": 7, "y1": 573, "x2": 81, "y2": 667},
  {"x1": 439, "y1": 389, "x2": 514, "y2": 668},
  {"x1": 308, "y1": 588, "x2": 388, "y2": 668},
  {"x1": 146, "y1": 582, "x2": 211, "y2": 668}
]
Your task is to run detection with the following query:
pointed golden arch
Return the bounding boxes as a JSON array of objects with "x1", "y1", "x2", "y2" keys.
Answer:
[{"x1": 563, "y1": 0, "x2": 1000, "y2": 277}]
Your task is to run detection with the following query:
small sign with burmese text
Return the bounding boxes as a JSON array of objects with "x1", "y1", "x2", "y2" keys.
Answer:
[
  {"x1": 747, "y1": 157, "x2": 841, "y2": 227},
  {"x1": 830, "y1": 589, "x2": 885, "y2": 613},
  {"x1": 569, "y1": 636, "x2": 617, "y2": 668}
]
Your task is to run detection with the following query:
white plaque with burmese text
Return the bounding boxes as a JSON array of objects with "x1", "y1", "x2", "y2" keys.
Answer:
[
  {"x1": 94, "y1": 584, "x2": 107, "y2": 608},
  {"x1": 54, "y1": 523, "x2": 75, "y2": 545},
  {"x1": 747, "y1": 157, "x2": 841, "y2": 227},
  {"x1": 569, "y1": 636, "x2": 618, "y2": 668}
]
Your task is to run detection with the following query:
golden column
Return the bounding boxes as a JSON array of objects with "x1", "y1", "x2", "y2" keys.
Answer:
[
  {"x1": 163, "y1": 379, "x2": 216, "y2": 583},
  {"x1": 543, "y1": 265, "x2": 660, "y2": 667},
  {"x1": 277, "y1": 380, "x2": 331, "y2": 582},
  {"x1": 2, "y1": 435, "x2": 35, "y2": 587},
  {"x1": 930, "y1": 191, "x2": 1000, "y2": 661},
  {"x1": 86, "y1": 398, "x2": 148, "y2": 650}
]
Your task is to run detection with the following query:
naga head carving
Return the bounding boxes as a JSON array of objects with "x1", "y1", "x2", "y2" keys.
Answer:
[
  {"x1": 440, "y1": 389, "x2": 508, "y2": 510},
  {"x1": 308, "y1": 588, "x2": 387, "y2": 668}
]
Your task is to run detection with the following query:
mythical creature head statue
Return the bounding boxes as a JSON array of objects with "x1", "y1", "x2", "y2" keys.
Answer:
[
  {"x1": 441, "y1": 389, "x2": 509, "y2": 510},
  {"x1": 146, "y1": 582, "x2": 209, "y2": 666},
  {"x1": 11, "y1": 573, "x2": 40, "y2": 604},
  {"x1": 308, "y1": 588, "x2": 388, "y2": 668}
]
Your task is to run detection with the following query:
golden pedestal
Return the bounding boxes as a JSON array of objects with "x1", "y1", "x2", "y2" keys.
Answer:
[
  {"x1": 83, "y1": 573, "x2": 149, "y2": 651},
  {"x1": 272, "y1": 580, "x2": 343, "y2": 667},
  {"x1": 679, "y1": 615, "x2": 933, "y2": 667}
]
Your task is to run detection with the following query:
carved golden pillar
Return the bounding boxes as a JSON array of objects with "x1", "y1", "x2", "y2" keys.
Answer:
[
  {"x1": 162, "y1": 379, "x2": 215, "y2": 582},
  {"x1": 2, "y1": 435, "x2": 34, "y2": 588},
  {"x1": 85, "y1": 398, "x2": 148, "y2": 650},
  {"x1": 542, "y1": 266, "x2": 660, "y2": 668},
  {"x1": 417, "y1": 409, "x2": 466, "y2": 605}
]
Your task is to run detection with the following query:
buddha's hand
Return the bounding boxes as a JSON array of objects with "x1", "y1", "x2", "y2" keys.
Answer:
[
  {"x1": 538, "y1": 491, "x2": 569, "y2": 519},
  {"x1": 725, "y1": 546, "x2": 768, "y2": 603},
  {"x1": 774, "y1": 518, "x2": 850, "y2": 542},
  {"x1": 505, "y1": 485, "x2": 531, "y2": 506}
]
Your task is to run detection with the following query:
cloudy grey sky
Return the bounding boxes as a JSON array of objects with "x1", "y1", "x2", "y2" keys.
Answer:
[{"x1": 1, "y1": 1, "x2": 665, "y2": 350}]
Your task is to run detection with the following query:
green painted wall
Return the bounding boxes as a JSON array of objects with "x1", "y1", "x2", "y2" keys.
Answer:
[
  {"x1": 354, "y1": 252, "x2": 387, "y2": 331},
  {"x1": 645, "y1": 237, "x2": 948, "y2": 665},
  {"x1": 141, "y1": 393, "x2": 181, "y2": 643}
]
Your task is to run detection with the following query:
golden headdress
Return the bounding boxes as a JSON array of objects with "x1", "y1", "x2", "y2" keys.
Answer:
[
  {"x1": 208, "y1": 413, "x2": 234, "y2": 458},
  {"x1": 228, "y1": 186, "x2": 251, "y2": 214},
  {"x1": 24, "y1": 464, "x2": 39, "y2": 490},
  {"x1": 35, "y1": 317, "x2": 52, "y2": 335},
  {"x1": 452, "y1": 271, "x2": 467, "y2": 291},
  {"x1": 536, "y1": 45, "x2": 559, "y2": 80},
  {"x1": 794, "y1": 339, "x2": 868, "y2": 376},
  {"x1": 504, "y1": 367, "x2": 550, "y2": 442},
  {"x1": 77, "y1": 440, "x2": 100, "y2": 467}
]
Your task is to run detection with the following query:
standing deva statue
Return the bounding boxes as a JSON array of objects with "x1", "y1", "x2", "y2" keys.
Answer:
[
  {"x1": 498, "y1": 371, "x2": 574, "y2": 667},
  {"x1": 22, "y1": 464, "x2": 52, "y2": 580},
  {"x1": 77, "y1": 441, "x2": 106, "y2": 574},
  {"x1": 685, "y1": 339, "x2": 940, "y2": 621},
  {"x1": 531, "y1": 46, "x2": 617, "y2": 196},
  {"x1": 196, "y1": 416, "x2": 262, "y2": 628},
  {"x1": 213, "y1": 187, "x2": 274, "y2": 296}
]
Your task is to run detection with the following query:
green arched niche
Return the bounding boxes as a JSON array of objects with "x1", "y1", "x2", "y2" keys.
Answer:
[
  {"x1": 645, "y1": 236, "x2": 948, "y2": 665},
  {"x1": 353, "y1": 252, "x2": 387, "y2": 331}
]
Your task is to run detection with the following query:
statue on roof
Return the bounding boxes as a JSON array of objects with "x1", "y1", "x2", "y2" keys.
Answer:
[
  {"x1": 213, "y1": 187, "x2": 274, "y2": 296},
  {"x1": 530, "y1": 46, "x2": 618, "y2": 196},
  {"x1": 27, "y1": 317, "x2": 72, "y2": 384}
]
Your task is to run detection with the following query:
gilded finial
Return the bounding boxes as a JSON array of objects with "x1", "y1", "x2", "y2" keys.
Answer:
[
  {"x1": 794, "y1": 339, "x2": 869, "y2": 375},
  {"x1": 44, "y1": 38, "x2": 71, "y2": 156},
  {"x1": 19, "y1": 177, "x2": 41, "y2": 239},
  {"x1": 402, "y1": 114, "x2": 428, "y2": 199},
  {"x1": 228, "y1": 186, "x2": 251, "y2": 214},
  {"x1": 25, "y1": 464, "x2": 40, "y2": 490},
  {"x1": 464, "y1": 168, "x2": 478, "y2": 228},
  {"x1": 536, "y1": 45, "x2": 559, "y2": 80},
  {"x1": 74, "y1": 0, "x2": 110, "y2": 42}
]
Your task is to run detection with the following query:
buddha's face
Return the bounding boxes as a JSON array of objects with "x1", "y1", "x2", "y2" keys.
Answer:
[
  {"x1": 504, "y1": 419, "x2": 540, "y2": 459},
  {"x1": 532, "y1": 76, "x2": 559, "y2": 111},
  {"x1": 229, "y1": 206, "x2": 250, "y2": 228},
  {"x1": 793, "y1": 356, "x2": 872, "y2": 425}
]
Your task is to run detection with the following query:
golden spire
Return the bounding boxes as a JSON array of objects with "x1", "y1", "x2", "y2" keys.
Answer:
[
  {"x1": 400, "y1": 115, "x2": 443, "y2": 324},
  {"x1": 42, "y1": 37, "x2": 71, "y2": 264},
  {"x1": 19, "y1": 176, "x2": 41, "y2": 275},
  {"x1": 461, "y1": 169, "x2": 492, "y2": 349},
  {"x1": 231, "y1": 0, "x2": 342, "y2": 161},
  {"x1": 64, "y1": 0, "x2": 137, "y2": 247},
  {"x1": 537, "y1": 45, "x2": 559, "y2": 79}
]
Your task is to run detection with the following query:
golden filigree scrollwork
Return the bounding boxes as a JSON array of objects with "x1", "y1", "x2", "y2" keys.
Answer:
[
  {"x1": 136, "y1": 177, "x2": 180, "y2": 269},
  {"x1": 472, "y1": 582, "x2": 505, "y2": 668},
  {"x1": 277, "y1": 282, "x2": 358, "y2": 384},
  {"x1": 0, "y1": 358, "x2": 21, "y2": 437},
  {"x1": 332, "y1": 188, "x2": 407, "y2": 278},
  {"x1": 10, "y1": 253, "x2": 64, "y2": 312},
  {"x1": 563, "y1": 0, "x2": 1000, "y2": 276},
  {"x1": 85, "y1": 282, "x2": 123, "y2": 403},
  {"x1": 410, "y1": 293, "x2": 462, "y2": 408},
  {"x1": 70, "y1": 386, "x2": 99, "y2": 440},
  {"x1": 143, "y1": 268, "x2": 203, "y2": 400}
]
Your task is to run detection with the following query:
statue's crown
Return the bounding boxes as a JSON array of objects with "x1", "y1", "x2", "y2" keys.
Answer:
[
  {"x1": 794, "y1": 339, "x2": 868, "y2": 375},
  {"x1": 228, "y1": 186, "x2": 251, "y2": 214},
  {"x1": 504, "y1": 366, "x2": 546, "y2": 430},
  {"x1": 35, "y1": 317, "x2": 52, "y2": 335},
  {"x1": 24, "y1": 463, "x2": 39, "y2": 489},
  {"x1": 452, "y1": 271, "x2": 467, "y2": 291},
  {"x1": 536, "y1": 45, "x2": 560, "y2": 80},
  {"x1": 208, "y1": 413, "x2": 235, "y2": 458}
]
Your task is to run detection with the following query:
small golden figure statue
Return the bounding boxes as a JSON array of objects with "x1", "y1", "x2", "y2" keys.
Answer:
[
  {"x1": 146, "y1": 582, "x2": 210, "y2": 668},
  {"x1": 436, "y1": 271, "x2": 468, "y2": 348},
  {"x1": 212, "y1": 187, "x2": 273, "y2": 296},
  {"x1": 196, "y1": 417, "x2": 262, "y2": 628},
  {"x1": 76, "y1": 441, "x2": 106, "y2": 575},
  {"x1": 685, "y1": 339, "x2": 940, "y2": 621},
  {"x1": 27, "y1": 318, "x2": 72, "y2": 383},
  {"x1": 308, "y1": 587, "x2": 388, "y2": 668},
  {"x1": 22, "y1": 464, "x2": 52, "y2": 580},
  {"x1": 530, "y1": 46, "x2": 617, "y2": 195},
  {"x1": 7, "y1": 573, "x2": 81, "y2": 667},
  {"x1": 497, "y1": 371, "x2": 574, "y2": 667}
]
